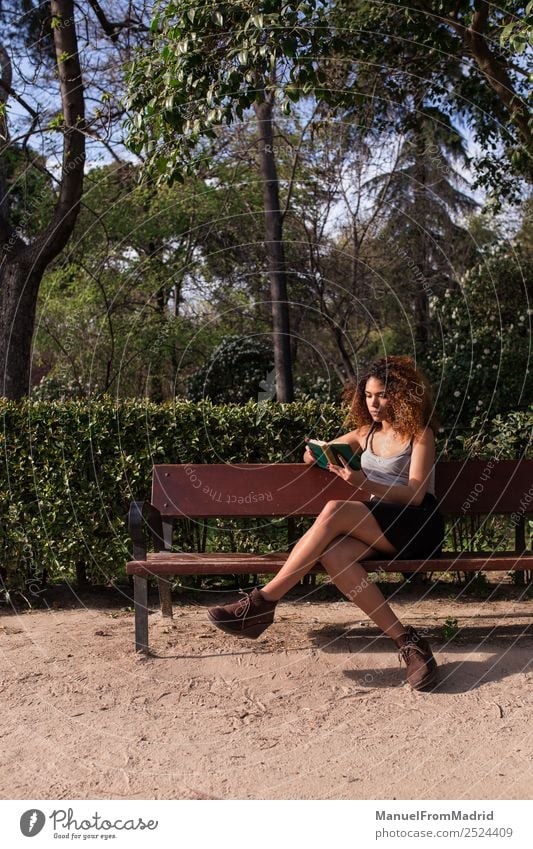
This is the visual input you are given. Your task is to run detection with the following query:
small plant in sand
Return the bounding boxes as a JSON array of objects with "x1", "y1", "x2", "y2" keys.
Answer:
[{"x1": 442, "y1": 617, "x2": 459, "y2": 640}]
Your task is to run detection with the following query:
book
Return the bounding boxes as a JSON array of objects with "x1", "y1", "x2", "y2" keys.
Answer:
[{"x1": 306, "y1": 438, "x2": 362, "y2": 471}]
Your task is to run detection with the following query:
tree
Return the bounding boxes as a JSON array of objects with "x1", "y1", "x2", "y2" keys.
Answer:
[
  {"x1": 32, "y1": 161, "x2": 252, "y2": 400},
  {"x1": 0, "y1": 0, "x2": 85, "y2": 400},
  {"x1": 368, "y1": 109, "x2": 478, "y2": 355},
  {"x1": 515, "y1": 190, "x2": 533, "y2": 257},
  {"x1": 278, "y1": 121, "x2": 387, "y2": 379},
  {"x1": 335, "y1": 1, "x2": 532, "y2": 198},
  {"x1": 426, "y1": 248, "x2": 533, "y2": 430},
  {"x1": 0, "y1": 0, "x2": 154, "y2": 400},
  {"x1": 125, "y1": 0, "x2": 340, "y2": 403},
  {"x1": 186, "y1": 335, "x2": 274, "y2": 403}
]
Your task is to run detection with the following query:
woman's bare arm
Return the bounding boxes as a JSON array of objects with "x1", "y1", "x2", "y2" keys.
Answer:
[
  {"x1": 359, "y1": 428, "x2": 435, "y2": 506},
  {"x1": 331, "y1": 426, "x2": 370, "y2": 452}
]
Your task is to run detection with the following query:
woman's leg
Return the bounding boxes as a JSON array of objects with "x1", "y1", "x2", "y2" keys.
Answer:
[
  {"x1": 260, "y1": 500, "x2": 396, "y2": 602},
  {"x1": 317, "y1": 534, "x2": 437, "y2": 689},
  {"x1": 207, "y1": 501, "x2": 437, "y2": 689},
  {"x1": 317, "y1": 534, "x2": 406, "y2": 642}
]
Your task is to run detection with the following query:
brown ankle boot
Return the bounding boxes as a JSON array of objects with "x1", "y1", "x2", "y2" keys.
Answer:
[
  {"x1": 207, "y1": 588, "x2": 277, "y2": 639},
  {"x1": 396, "y1": 626, "x2": 438, "y2": 690}
]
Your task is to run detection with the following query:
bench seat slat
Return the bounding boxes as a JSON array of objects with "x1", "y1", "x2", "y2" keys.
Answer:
[{"x1": 126, "y1": 553, "x2": 533, "y2": 576}]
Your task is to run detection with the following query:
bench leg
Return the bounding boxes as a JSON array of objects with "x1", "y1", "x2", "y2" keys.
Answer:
[
  {"x1": 157, "y1": 577, "x2": 173, "y2": 618},
  {"x1": 133, "y1": 575, "x2": 149, "y2": 654}
]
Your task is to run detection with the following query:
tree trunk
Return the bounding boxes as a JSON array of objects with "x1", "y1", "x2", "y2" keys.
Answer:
[
  {"x1": 333, "y1": 324, "x2": 357, "y2": 379},
  {"x1": 254, "y1": 98, "x2": 294, "y2": 403},
  {"x1": 0, "y1": 44, "x2": 11, "y2": 224},
  {"x1": 0, "y1": 260, "x2": 43, "y2": 397},
  {"x1": 0, "y1": 0, "x2": 85, "y2": 400}
]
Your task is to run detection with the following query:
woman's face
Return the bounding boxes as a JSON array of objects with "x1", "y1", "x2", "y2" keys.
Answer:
[{"x1": 365, "y1": 377, "x2": 390, "y2": 422}]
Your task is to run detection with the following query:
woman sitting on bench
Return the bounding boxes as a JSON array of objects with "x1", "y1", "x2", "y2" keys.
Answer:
[{"x1": 208, "y1": 354, "x2": 445, "y2": 691}]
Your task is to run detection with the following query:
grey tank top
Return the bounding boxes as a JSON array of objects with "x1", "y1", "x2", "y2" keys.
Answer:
[{"x1": 360, "y1": 423, "x2": 435, "y2": 497}]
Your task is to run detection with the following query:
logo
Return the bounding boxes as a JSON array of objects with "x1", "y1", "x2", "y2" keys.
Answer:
[{"x1": 20, "y1": 809, "x2": 46, "y2": 837}]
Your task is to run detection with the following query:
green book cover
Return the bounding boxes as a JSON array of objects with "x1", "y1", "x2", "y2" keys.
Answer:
[{"x1": 306, "y1": 439, "x2": 361, "y2": 471}]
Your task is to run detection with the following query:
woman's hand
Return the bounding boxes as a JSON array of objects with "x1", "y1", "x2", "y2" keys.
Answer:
[
  {"x1": 304, "y1": 445, "x2": 316, "y2": 464},
  {"x1": 327, "y1": 456, "x2": 367, "y2": 489},
  {"x1": 303, "y1": 437, "x2": 318, "y2": 465}
]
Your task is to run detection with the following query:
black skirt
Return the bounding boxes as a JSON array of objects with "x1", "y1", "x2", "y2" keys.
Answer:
[{"x1": 363, "y1": 492, "x2": 445, "y2": 560}]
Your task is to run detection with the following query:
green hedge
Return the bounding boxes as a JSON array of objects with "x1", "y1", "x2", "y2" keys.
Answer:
[
  {"x1": 0, "y1": 398, "x2": 345, "y2": 595},
  {"x1": 1, "y1": 399, "x2": 531, "y2": 597}
]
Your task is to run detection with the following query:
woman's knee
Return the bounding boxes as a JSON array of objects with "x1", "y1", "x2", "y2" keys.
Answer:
[
  {"x1": 320, "y1": 535, "x2": 367, "y2": 571},
  {"x1": 318, "y1": 500, "x2": 364, "y2": 523},
  {"x1": 320, "y1": 534, "x2": 347, "y2": 564},
  {"x1": 318, "y1": 500, "x2": 341, "y2": 520}
]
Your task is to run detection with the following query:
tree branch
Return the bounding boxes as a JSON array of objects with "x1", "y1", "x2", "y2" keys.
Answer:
[
  {"x1": 464, "y1": 7, "x2": 531, "y2": 147},
  {"x1": 0, "y1": 78, "x2": 41, "y2": 154},
  {"x1": 415, "y1": 1, "x2": 531, "y2": 149},
  {"x1": 38, "y1": 315, "x2": 85, "y2": 395},
  {"x1": 0, "y1": 42, "x2": 26, "y2": 256},
  {"x1": 0, "y1": 42, "x2": 12, "y2": 144},
  {"x1": 86, "y1": 0, "x2": 149, "y2": 41},
  {"x1": 471, "y1": 0, "x2": 490, "y2": 35},
  {"x1": 34, "y1": 0, "x2": 85, "y2": 267},
  {"x1": 280, "y1": 109, "x2": 316, "y2": 223}
]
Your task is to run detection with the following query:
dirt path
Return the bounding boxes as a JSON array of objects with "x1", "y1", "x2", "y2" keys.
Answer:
[{"x1": 1, "y1": 584, "x2": 532, "y2": 800}]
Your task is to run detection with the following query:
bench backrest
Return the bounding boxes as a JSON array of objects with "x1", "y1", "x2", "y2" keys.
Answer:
[{"x1": 151, "y1": 460, "x2": 533, "y2": 518}]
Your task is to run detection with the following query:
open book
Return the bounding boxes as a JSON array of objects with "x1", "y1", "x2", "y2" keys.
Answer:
[{"x1": 306, "y1": 438, "x2": 361, "y2": 471}]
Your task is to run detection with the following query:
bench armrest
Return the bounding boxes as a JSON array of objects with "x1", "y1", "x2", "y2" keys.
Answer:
[{"x1": 128, "y1": 501, "x2": 165, "y2": 560}]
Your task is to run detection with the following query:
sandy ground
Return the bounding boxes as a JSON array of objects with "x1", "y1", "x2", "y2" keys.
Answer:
[{"x1": 1, "y1": 581, "x2": 532, "y2": 801}]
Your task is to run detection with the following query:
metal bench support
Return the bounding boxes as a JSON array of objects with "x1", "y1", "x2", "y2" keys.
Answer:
[
  {"x1": 133, "y1": 575, "x2": 149, "y2": 654},
  {"x1": 157, "y1": 577, "x2": 173, "y2": 618}
]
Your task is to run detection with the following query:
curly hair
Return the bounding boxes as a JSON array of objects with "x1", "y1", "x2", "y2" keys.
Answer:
[{"x1": 341, "y1": 355, "x2": 439, "y2": 439}]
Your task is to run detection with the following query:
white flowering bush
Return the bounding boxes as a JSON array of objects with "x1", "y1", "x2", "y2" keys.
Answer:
[{"x1": 425, "y1": 250, "x2": 532, "y2": 430}]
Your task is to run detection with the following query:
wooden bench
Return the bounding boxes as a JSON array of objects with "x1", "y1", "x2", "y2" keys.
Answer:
[{"x1": 126, "y1": 460, "x2": 533, "y2": 653}]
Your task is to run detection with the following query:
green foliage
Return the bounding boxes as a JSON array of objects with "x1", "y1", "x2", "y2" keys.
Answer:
[
  {"x1": 125, "y1": 0, "x2": 335, "y2": 182},
  {"x1": 499, "y1": 1, "x2": 533, "y2": 53},
  {"x1": 439, "y1": 408, "x2": 532, "y2": 558},
  {"x1": 294, "y1": 374, "x2": 342, "y2": 402},
  {"x1": 457, "y1": 409, "x2": 533, "y2": 460},
  {"x1": 0, "y1": 397, "x2": 344, "y2": 595},
  {"x1": 335, "y1": 0, "x2": 532, "y2": 198},
  {"x1": 1, "y1": 146, "x2": 55, "y2": 236},
  {"x1": 441, "y1": 616, "x2": 459, "y2": 640},
  {"x1": 424, "y1": 250, "x2": 533, "y2": 431},
  {"x1": 33, "y1": 162, "x2": 257, "y2": 400},
  {"x1": 124, "y1": 0, "x2": 532, "y2": 202},
  {"x1": 1, "y1": 397, "x2": 529, "y2": 598},
  {"x1": 186, "y1": 335, "x2": 274, "y2": 403}
]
